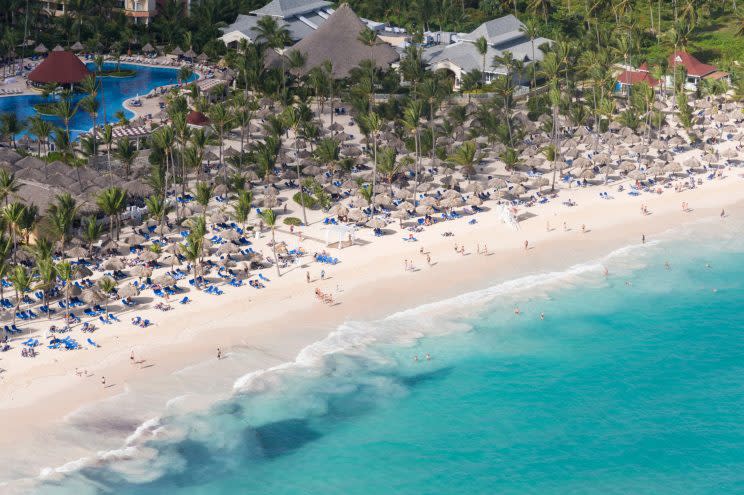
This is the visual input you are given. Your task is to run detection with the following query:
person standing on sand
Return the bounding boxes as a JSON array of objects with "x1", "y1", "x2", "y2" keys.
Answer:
[
  {"x1": 721, "y1": 209, "x2": 725, "y2": 219},
  {"x1": 642, "y1": 234, "x2": 645, "y2": 244},
  {"x1": 426, "y1": 254, "x2": 431, "y2": 266},
  {"x1": 130, "y1": 351, "x2": 135, "y2": 365},
  {"x1": 217, "y1": 347, "x2": 222, "y2": 360},
  {"x1": 306, "y1": 272, "x2": 310, "y2": 283},
  {"x1": 524, "y1": 240, "x2": 529, "y2": 251},
  {"x1": 101, "y1": 376, "x2": 106, "y2": 387}
]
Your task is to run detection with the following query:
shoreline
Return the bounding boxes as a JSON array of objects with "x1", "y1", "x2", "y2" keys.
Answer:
[{"x1": 1, "y1": 171, "x2": 743, "y2": 484}]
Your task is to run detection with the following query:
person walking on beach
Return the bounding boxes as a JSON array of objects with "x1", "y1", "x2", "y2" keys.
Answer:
[
  {"x1": 306, "y1": 272, "x2": 310, "y2": 284},
  {"x1": 721, "y1": 208, "x2": 725, "y2": 219},
  {"x1": 130, "y1": 351, "x2": 135, "y2": 365},
  {"x1": 101, "y1": 376, "x2": 106, "y2": 387},
  {"x1": 217, "y1": 347, "x2": 222, "y2": 360},
  {"x1": 426, "y1": 253, "x2": 431, "y2": 266},
  {"x1": 320, "y1": 269, "x2": 325, "y2": 280},
  {"x1": 642, "y1": 234, "x2": 645, "y2": 244},
  {"x1": 524, "y1": 240, "x2": 529, "y2": 251}
]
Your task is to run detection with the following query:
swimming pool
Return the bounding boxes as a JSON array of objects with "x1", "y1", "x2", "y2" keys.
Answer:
[{"x1": 0, "y1": 62, "x2": 196, "y2": 139}]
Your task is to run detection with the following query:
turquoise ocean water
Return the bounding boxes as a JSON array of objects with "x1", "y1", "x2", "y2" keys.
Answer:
[{"x1": 26, "y1": 218, "x2": 744, "y2": 494}]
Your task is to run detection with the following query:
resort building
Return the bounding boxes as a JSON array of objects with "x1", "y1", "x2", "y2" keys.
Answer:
[
  {"x1": 27, "y1": 50, "x2": 91, "y2": 87},
  {"x1": 422, "y1": 15, "x2": 551, "y2": 90},
  {"x1": 219, "y1": 0, "x2": 384, "y2": 47},
  {"x1": 285, "y1": 4, "x2": 398, "y2": 78},
  {"x1": 615, "y1": 63, "x2": 659, "y2": 95},
  {"x1": 39, "y1": 0, "x2": 157, "y2": 22},
  {"x1": 121, "y1": 0, "x2": 158, "y2": 25},
  {"x1": 668, "y1": 51, "x2": 729, "y2": 90}
]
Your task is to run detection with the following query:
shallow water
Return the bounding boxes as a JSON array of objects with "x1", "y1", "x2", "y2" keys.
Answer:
[
  {"x1": 0, "y1": 63, "x2": 194, "y2": 138},
  {"x1": 22, "y1": 219, "x2": 744, "y2": 494}
]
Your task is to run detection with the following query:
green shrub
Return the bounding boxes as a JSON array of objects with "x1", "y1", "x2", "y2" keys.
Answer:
[
  {"x1": 283, "y1": 217, "x2": 302, "y2": 226},
  {"x1": 293, "y1": 191, "x2": 318, "y2": 209}
]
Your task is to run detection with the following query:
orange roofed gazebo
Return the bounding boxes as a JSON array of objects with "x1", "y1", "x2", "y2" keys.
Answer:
[{"x1": 28, "y1": 51, "x2": 91, "y2": 86}]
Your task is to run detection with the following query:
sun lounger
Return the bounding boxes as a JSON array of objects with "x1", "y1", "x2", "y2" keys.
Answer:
[
  {"x1": 87, "y1": 338, "x2": 99, "y2": 348},
  {"x1": 179, "y1": 296, "x2": 190, "y2": 304}
]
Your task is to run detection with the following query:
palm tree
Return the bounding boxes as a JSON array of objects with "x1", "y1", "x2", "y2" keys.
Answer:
[
  {"x1": 79, "y1": 74, "x2": 100, "y2": 153},
  {"x1": 232, "y1": 190, "x2": 253, "y2": 231},
  {"x1": 19, "y1": 204, "x2": 38, "y2": 245},
  {"x1": 307, "y1": 66, "x2": 328, "y2": 115},
  {"x1": 253, "y1": 16, "x2": 291, "y2": 92},
  {"x1": 152, "y1": 125, "x2": 176, "y2": 206},
  {"x1": 193, "y1": 181, "x2": 214, "y2": 218},
  {"x1": 376, "y1": 146, "x2": 401, "y2": 192},
  {"x1": 0, "y1": 169, "x2": 19, "y2": 206},
  {"x1": 101, "y1": 123, "x2": 115, "y2": 184},
  {"x1": 475, "y1": 36, "x2": 489, "y2": 77},
  {"x1": 419, "y1": 78, "x2": 448, "y2": 167},
  {"x1": 448, "y1": 141, "x2": 479, "y2": 179},
  {"x1": 47, "y1": 192, "x2": 77, "y2": 249},
  {"x1": 285, "y1": 106, "x2": 308, "y2": 224},
  {"x1": 260, "y1": 208, "x2": 280, "y2": 277},
  {"x1": 27, "y1": 116, "x2": 53, "y2": 156},
  {"x1": 113, "y1": 137, "x2": 137, "y2": 178},
  {"x1": 81, "y1": 215, "x2": 103, "y2": 256},
  {"x1": 314, "y1": 137, "x2": 340, "y2": 177},
  {"x1": 144, "y1": 194, "x2": 171, "y2": 239},
  {"x1": 95, "y1": 186, "x2": 127, "y2": 240},
  {"x1": 9, "y1": 265, "x2": 32, "y2": 326},
  {"x1": 3, "y1": 201, "x2": 25, "y2": 258},
  {"x1": 0, "y1": 112, "x2": 23, "y2": 149},
  {"x1": 207, "y1": 103, "x2": 234, "y2": 185},
  {"x1": 97, "y1": 276, "x2": 117, "y2": 315},
  {"x1": 34, "y1": 257, "x2": 57, "y2": 319},
  {"x1": 56, "y1": 261, "x2": 76, "y2": 317},
  {"x1": 541, "y1": 143, "x2": 558, "y2": 190},
  {"x1": 93, "y1": 54, "x2": 108, "y2": 124},
  {"x1": 286, "y1": 50, "x2": 306, "y2": 88},
  {"x1": 180, "y1": 235, "x2": 203, "y2": 288},
  {"x1": 359, "y1": 112, "x2": 382, "y2": 199},
  {"x1": 54, "y1": 91, "x2": 77, "y2": 145},
  {"x1": 520, "y1": 18, "x2": 541, "y2": 89},
  {"x1": 322, "y1": 60, "x2": 336, "y2": 126},
  {"x1": 402, "y1": 100, "x2": 423, "y2": 202}
]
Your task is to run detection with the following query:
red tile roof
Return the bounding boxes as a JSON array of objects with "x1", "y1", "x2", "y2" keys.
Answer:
[
  {"x1": 186, "y1": 110, "x2": 209, "y2": 126},
  {"x1": 616, "y1": 69, "x2": 658, "y2": 87},
  {"x1": 28, "y1": 51, "x2": 91, "y2": 84},
  {"x1": 668, "y1": 51, "x2": 716, "y2": 78}
]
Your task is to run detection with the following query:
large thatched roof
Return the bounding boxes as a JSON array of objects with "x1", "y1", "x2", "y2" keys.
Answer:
[{"x1": 287, "y1": 3, "x2": 398, "y2": 79}]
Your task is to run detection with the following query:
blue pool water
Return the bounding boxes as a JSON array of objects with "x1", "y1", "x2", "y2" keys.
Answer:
[
  {"x1": 0, "y1": 63, "x2": 194, "y2": 139},
  {"x1": 27, "y1": 219, "x2": 744, "y2": 494}
]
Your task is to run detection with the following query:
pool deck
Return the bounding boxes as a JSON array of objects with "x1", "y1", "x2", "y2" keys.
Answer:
[{"x1": 1, "y1": 55, "x2": 211, "y2": 133}]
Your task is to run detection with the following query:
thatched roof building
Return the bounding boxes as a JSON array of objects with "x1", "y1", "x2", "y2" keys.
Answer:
[{"x1": 287, "y1": 3, "x2": 398, "y2": 79}]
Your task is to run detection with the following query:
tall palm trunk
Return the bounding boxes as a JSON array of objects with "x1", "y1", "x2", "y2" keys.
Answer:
[
  {"x1": 271, "y1": 228, "x2": 279, "y2": 277},
  {"x1": 295, "y1": 140, "x2": 306, "y2": 224}
]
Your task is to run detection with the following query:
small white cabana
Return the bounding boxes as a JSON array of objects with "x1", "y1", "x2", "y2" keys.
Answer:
[{"x1": 323, "y1": 224, "x2": 357, "y2": 248}]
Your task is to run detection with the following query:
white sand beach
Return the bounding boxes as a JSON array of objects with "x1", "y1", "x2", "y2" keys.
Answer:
[{"x1": 1, "y1": 165, "x2": 743, "y2": 483}]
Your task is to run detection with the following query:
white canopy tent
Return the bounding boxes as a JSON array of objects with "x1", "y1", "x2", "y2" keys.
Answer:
[
  {"x1": 495, "y1": 204, "x2": 520, "y2": 230},
  {"x1": 323, "y1": 224, "x2": 357, "y2": 248}
]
